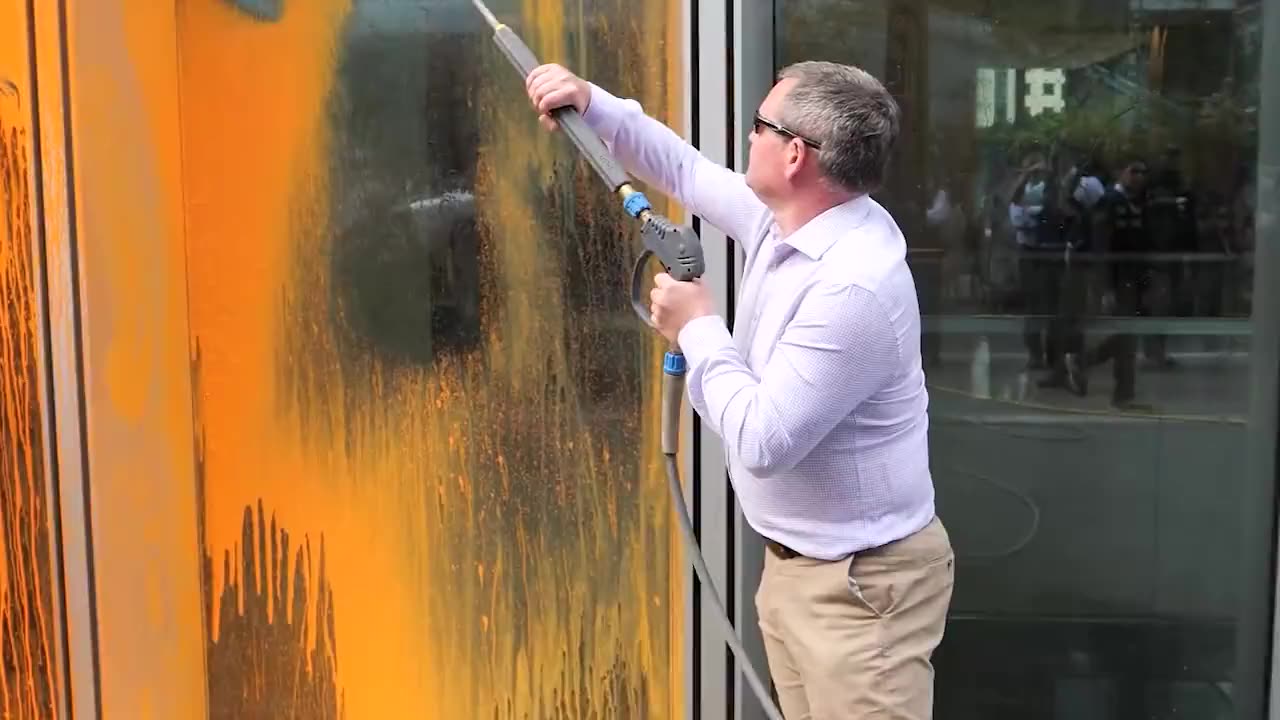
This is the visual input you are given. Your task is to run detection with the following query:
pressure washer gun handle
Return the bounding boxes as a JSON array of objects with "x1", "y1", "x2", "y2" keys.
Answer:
[
  {"x1": 487, "y1": 24, "x2": 632, "y2": 191},
  {"x1": 628, "y1": 215, "x2": 706, "y2": 457}
]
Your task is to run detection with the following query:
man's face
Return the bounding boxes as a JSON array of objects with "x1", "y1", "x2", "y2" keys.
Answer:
[
  {"x1": 745, "y1": 78, "x2": 804, "y2": 200},
  {"x1": 1122, "y1": 162, "x2": 1148, "y2": 193}
]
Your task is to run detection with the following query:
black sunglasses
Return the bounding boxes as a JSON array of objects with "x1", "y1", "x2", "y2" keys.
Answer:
[{"x1": 753, "y1": 112, "x2": 823, "y2": 150}]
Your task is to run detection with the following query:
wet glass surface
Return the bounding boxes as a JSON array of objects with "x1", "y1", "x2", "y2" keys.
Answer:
[
  {"x1": 777, "y1": 0, "x2": 1269, "y2": 717},
  {"x1": 177, "y1": 1, "x2": 684, "y2": 716}
]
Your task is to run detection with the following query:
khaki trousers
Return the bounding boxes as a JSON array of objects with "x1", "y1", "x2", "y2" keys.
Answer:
[{"x1": 755, "y1": 517, "x2": 955, "y2": 719}]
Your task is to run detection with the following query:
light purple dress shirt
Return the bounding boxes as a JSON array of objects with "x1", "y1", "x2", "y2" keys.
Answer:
[{"x1": 584, "y1": 83, "x2": 936, "y2": 561}]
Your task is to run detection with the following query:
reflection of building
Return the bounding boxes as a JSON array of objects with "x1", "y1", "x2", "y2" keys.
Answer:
[
  {"x1": 1023, "y1": 67, "x2": 1066, "y2": 115},
  {"x1": 976, "y1": 66, "x2": 1067, "y2": 126},
  {"x1": 975, "y1": 68, "x2": 1015, "y2": 126}
]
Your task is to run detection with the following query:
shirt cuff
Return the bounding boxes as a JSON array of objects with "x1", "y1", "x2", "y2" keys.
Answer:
[
  {"x1": 678, "y1": 315, "x2": 734, "y2": 372},
  {"x1": 582, "y1": 83, "x2": 640, "y2": 143},
  {"x1": 677, "y1": 315, "x2": 733, "y2": 418}
]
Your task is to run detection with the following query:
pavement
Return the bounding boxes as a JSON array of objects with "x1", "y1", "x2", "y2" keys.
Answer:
[
  {"x1": 921, "y1": 339, "x2": 1256, "y2": 620},
  {"x1": 922, "y1": 340, "x2": 1256, "y2": 719}
]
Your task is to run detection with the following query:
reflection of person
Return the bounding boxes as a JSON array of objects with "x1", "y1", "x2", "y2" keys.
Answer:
[
  {"x1": 927, "y1": 170, "x2": 973, "y2": 306},
  {"x1": 1144, "y1": 145, "x2": 1196, "y2": 364},
  {"x1": 1039, "y1": 154, "x2": 1106, "y2": 394},
  {"x1": 1007, "y1": 153, "x2": 1056, "y2": 370},
  {"x1": 1007, "y1": 154, "x2": 1048, "y2": 243},
  {"x1": 526, "y1": 61, "x2": 953, "y2": 719},
  {"x1": 1084, "y1": 157, "x2": 1153, "y2": 410}
]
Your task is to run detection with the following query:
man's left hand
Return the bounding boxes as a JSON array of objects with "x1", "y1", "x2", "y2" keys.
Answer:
[{"x1": 649, "y1": 273, "x2": 715, "y2": 344}]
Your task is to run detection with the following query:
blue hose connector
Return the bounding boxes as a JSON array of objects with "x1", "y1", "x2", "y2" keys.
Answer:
[
  {"x1": 623, "y1": 191, "x2": 652, "y2": 218},
  {"x1": 663, "y1": 351, "x2": 687, "y2": 376}
]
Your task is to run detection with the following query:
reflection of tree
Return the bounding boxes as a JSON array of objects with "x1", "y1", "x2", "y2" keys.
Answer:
[
  {"x1": 327, "y1": 30, "x2": 485, "y2": 366},
  {"x1": 978, "y1": 72, "x2": 1258, "y2": 210},
  {"x1": 200, "y1": 500, "x2": 345, "y2": 720},
  {"x1": 1, "y1": 107, "x2": 59, "y2": 720},
  {"x1": 776, "y1": 0, "x2": 884, "y2": 68}
]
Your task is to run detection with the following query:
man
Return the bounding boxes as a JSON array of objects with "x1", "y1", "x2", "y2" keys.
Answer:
[
  {"x1": 1032, "y1": 151, "x2": 1106, "y2": 396},
  {"x1": 1051, "y1": 154, "x2": 1106, "y2": 395},
  {"x1": 527, "y1": 61, "x2": 953, "y2": 719},
  {"x1": 1005, "y1": 151, "x2": 1057, "y2": 371},
  {"x1": 1083, "y1": 156, "x2": 1154, "y2": 410},
  {"x1": 1144, "y1": 145, "x2": 1196, "y2": 362}
]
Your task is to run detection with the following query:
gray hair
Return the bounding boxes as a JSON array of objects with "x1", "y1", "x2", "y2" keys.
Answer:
[{"x1": 775, "y1": 61, "x2": 900, "y2": 194}]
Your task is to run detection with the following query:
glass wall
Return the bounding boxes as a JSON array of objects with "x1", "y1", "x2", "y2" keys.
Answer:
[
  {"x1": 0, "y1": 13, "x2": 62, "y2": 718},
  {"x1": 176, "y1": 0, "x2": 684, "y2": 717},
  {"x1": 778, "y1": 0, "x2": 1271, "y2": 717}
]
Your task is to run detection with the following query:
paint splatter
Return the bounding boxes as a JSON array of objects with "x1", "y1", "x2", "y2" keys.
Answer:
[
  {"x1": 178, "y1": 0, "x2": 684, "y2": 716},
  {"x1": 202, "y1": 502, "x2": 345, "y2": 720},
  {"x1": 193, "y1": 341, "x2": 345, "y2": 720},
  {"x1": 0, "y1": 90, "x2": 60, "y2": 720}
]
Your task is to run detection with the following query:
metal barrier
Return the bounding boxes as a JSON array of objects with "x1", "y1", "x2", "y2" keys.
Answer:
[{"x1": 922, "y1": 314, "x2": 1252, "y2": 336}]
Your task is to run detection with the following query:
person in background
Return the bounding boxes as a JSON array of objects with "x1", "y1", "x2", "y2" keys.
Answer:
[
  {"x1": 1143, "y1": 144, "x2": 1196, "y2": 366},
  {"x1": 1007, "y1": 152, "x2": 1056, "y2": 370},
  {"x1": 927, "y1": 168, "x2": 975, "y2": 307},
  {"x1": 1082, "y1": 155, "x2": 1154, "y2": 410},
  {"x1": 1040, "y1": 151, "x2": 1106, "y2": 395}
]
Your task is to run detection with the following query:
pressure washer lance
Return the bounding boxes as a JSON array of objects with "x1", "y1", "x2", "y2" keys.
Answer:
[{"x1": 471, "y1": 2, "x2": 785, "y2": 718}]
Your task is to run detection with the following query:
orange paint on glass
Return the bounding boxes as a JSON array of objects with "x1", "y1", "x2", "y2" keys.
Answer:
[
  {"x1": 58, "y1": 2, "x2": 211, "y2": 713},
  {"x1": 0, "y1": 77, "x2": 59, "y2": 720},
  {"x1": 176, "y1": 0, "x2": 684, "y2": 717}
]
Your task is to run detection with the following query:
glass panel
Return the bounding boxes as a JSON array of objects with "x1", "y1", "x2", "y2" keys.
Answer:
[
  {"x1": 776, "y1": 0, "x2": 1270, "y2": 716},
  {"x1": 176, "y1": 1, "x2": 684, "y2": 717},
  {"x1": 1, "y1": 12, "x2": 62, "y2": 717}
]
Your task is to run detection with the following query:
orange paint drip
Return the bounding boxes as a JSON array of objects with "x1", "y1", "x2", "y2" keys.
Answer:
[
  {"x1": 0, "y1": 88, "x2": 60, "y2": 720},
  {"x1": 176, "y1": 1, "x2": 684, "y2": 717}
]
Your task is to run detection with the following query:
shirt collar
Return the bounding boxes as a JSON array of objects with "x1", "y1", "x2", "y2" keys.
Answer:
[{"x1": 773, "y1": 195, "x2": 872, "y2": 260}]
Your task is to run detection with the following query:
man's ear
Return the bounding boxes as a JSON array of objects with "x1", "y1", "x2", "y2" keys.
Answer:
[{"x1": 783, "y1": 140, "x2": 805, "y2": 179}]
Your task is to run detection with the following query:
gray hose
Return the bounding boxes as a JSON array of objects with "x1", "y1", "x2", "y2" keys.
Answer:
[{"x1": 663, "y1": 454, "x2": 787, "y2": 720}]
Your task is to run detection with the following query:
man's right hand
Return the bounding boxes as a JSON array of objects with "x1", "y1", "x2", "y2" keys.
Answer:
[{"x1": 525, "y1": 64, "x2": 591, "y2": 132}]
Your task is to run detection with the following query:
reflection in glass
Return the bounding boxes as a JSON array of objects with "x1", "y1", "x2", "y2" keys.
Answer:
[
  {"x1": 177, "y1": 0, "x2": 684, "y2": 716},
  {"x1": 778, "y1": 0, "x2": 1267, "y2": 717}
]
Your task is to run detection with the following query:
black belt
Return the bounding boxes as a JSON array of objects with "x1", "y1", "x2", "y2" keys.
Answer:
[{"x1": 765, "y1": 538, "x2": 802, "y2": 560}]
